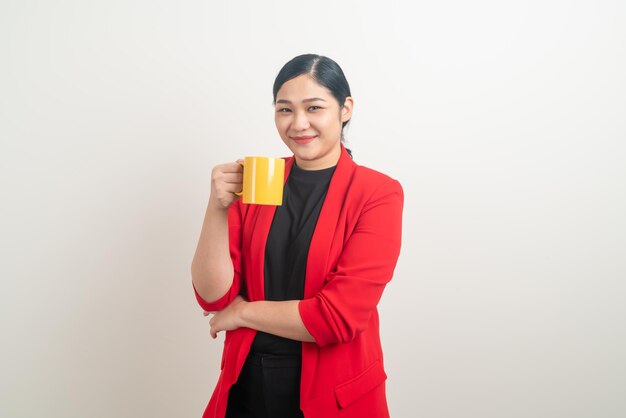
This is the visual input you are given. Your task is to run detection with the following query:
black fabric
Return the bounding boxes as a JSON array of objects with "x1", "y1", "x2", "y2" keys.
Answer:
[
  {"x1": 250, "y1": 162, "x2": 336, "y2": 355},
  {"x1": 225, "y1": 353, "x2": 303, "y2": 418}
]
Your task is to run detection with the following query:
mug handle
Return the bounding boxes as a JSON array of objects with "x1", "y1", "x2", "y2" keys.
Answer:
[{"x1": 234, "y1": 159, "x2": 244, "y2": 196}]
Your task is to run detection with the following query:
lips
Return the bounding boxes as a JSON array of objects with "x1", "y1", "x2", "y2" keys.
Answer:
[{"x1": 292, "y1": 135, "x2": 317, "y2": 144}]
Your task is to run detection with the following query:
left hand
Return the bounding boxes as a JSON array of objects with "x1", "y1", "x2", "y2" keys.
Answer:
[{"x1": 203, "y1": 295, "x2": 247, "y2": 339}]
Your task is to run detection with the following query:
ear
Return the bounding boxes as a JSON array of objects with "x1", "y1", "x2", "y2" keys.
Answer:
[{"x1": 340, "y1": 97, "x2": 354, "y2": 123}]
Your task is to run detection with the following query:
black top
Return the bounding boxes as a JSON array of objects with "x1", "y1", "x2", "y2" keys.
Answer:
[{"x1": 250, "y1": 162, "x2": 336, "y2": 355}]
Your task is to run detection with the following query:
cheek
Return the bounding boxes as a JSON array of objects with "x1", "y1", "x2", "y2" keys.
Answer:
[
  {"x1": 275, "y1": 116, "x2": 288, "y2": 132},
  {"x1": 320, "y1": 112, "x2": 341, "y2": 126}
]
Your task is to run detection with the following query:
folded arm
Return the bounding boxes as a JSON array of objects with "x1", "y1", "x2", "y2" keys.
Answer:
[
  {"x1": 205, "y1": 179, "x2": 403, "y2": 347},
  {"x1": 206, "y1": 296, "x2": 315, "y2": 342}
]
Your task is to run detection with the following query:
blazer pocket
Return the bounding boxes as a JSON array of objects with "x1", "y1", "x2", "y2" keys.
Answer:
[{"x1": 334, "y1": 359, "x2": 387, "y2": 409}]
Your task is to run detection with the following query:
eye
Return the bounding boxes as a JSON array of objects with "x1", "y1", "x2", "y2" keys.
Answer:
[
  {"x1": 277, "y1": 108, "x2": 291, "y2": 113},
  {"x1": 308, "y1": 106, "x2": 322, "y2": 111}
]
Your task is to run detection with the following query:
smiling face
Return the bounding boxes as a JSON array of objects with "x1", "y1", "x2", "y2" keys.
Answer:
[{"x1": 274, "y1": 74, "x2": 353, "y2": 170}]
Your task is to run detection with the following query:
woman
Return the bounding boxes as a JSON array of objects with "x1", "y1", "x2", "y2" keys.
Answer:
[{"x1": 191, "y1": 54, "x2": 404, "y2": 418}]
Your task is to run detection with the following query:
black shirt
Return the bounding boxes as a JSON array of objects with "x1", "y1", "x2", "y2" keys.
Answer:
[{"x1": 250, "y1": 162, "x2": 336, "y2": 355}]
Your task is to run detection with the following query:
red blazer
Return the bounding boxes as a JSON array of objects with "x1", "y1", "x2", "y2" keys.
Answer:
[{"x1": 193, "y1": 145, "x2": 404, "y2": 418}]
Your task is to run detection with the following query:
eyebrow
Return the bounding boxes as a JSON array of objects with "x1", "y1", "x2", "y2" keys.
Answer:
[{"x1": 276, "y1": 97, "x2": 327, "y2": 104}]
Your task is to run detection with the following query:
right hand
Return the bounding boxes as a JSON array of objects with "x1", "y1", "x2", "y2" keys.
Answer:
[{"x1": 209, "y1": 160, "x2": 243, "y2": 209}]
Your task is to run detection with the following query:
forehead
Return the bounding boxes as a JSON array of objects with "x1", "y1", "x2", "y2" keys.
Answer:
[{"x1": 275, "y1": 74, "x2": 333, "y2": 100}]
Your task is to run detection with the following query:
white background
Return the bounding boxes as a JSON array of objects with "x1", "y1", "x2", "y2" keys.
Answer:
[{"x1": 1, "y1": 1, "x2": 625, "y2": 417}]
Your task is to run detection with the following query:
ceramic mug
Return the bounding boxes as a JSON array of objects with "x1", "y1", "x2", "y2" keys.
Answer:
[{"x1": 236, "y1": 156, "x2": 285, "y2": 205}]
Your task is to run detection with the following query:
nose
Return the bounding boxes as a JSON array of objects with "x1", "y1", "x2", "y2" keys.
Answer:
[{"x1": 292, "y1": 110, "x2": 310, "y2": 131}]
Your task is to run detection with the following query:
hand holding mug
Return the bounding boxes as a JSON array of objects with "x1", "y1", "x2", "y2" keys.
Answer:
[{"x1": 209, "y1": 161, "x2": 244, "y2": 209}]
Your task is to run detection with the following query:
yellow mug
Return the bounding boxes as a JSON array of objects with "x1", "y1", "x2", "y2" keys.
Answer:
[{"x1": 236, "y1": 156, "x2": 285, "y2": 205}]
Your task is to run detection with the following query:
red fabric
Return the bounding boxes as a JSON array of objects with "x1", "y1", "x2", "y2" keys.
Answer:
[{"x1": 193, "y1": 145, "x2": 404, "y2": 418}]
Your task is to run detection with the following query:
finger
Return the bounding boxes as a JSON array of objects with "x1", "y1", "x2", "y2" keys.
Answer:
[
  {"x1": 220, "y1": 183, "x2": 244, "y2": 194},
  {"x1": 218, "y1": 184, "x2": 243, "y2": 200},
  {"x1": 221, "y1": 162, "x2": 244, "y2": 173},
  {"x1": 220, "y1": 173, "x2": 243, "y2": 184}
]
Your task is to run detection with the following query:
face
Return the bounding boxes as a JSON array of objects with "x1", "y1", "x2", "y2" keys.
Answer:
[{"x1": 274, "y1": 74, "x2": 353, "y2": 170}]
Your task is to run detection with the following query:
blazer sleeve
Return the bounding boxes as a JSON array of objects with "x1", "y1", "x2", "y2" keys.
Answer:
[
  {"x1": 192, "y1": 200, "x2": 244, "y2": 312},
  {"x1": 298, "y1": 179, "x2": 404, "y2": 347}
]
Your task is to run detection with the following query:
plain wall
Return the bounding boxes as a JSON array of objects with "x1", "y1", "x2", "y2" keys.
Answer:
[{"x1": 1, "y1": 1, "x2": 625, "y2": 417}]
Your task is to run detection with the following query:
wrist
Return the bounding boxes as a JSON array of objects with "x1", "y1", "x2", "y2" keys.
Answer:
[
  {"x1": 237, "y1": 300, "x2": 252, "y2": 328},
  {"x1": 207, "y1": 196, "x2": 229, "y2": 212}
]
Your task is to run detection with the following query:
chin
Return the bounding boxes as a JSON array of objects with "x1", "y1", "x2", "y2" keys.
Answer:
[
  {"x1": 284, "y1": 141, "x2": 315, "y2": 157},
  {"x1": 293, "y1": 152, "x2": 316, "y2": 163}
]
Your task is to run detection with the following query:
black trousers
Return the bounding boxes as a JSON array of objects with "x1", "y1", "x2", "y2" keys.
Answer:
[{"x1": 225, "y1": 352, "x2": 304, "y2": 418}]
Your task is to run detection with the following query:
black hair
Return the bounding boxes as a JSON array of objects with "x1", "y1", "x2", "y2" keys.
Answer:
[{"x1": 273, "y1": 54, "x2": 353, "y2": 157}]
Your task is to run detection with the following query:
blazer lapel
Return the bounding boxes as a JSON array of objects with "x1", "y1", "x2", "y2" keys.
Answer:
[{"x1": 304, "y1": 145, "x2": 356, "y2": 298}]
